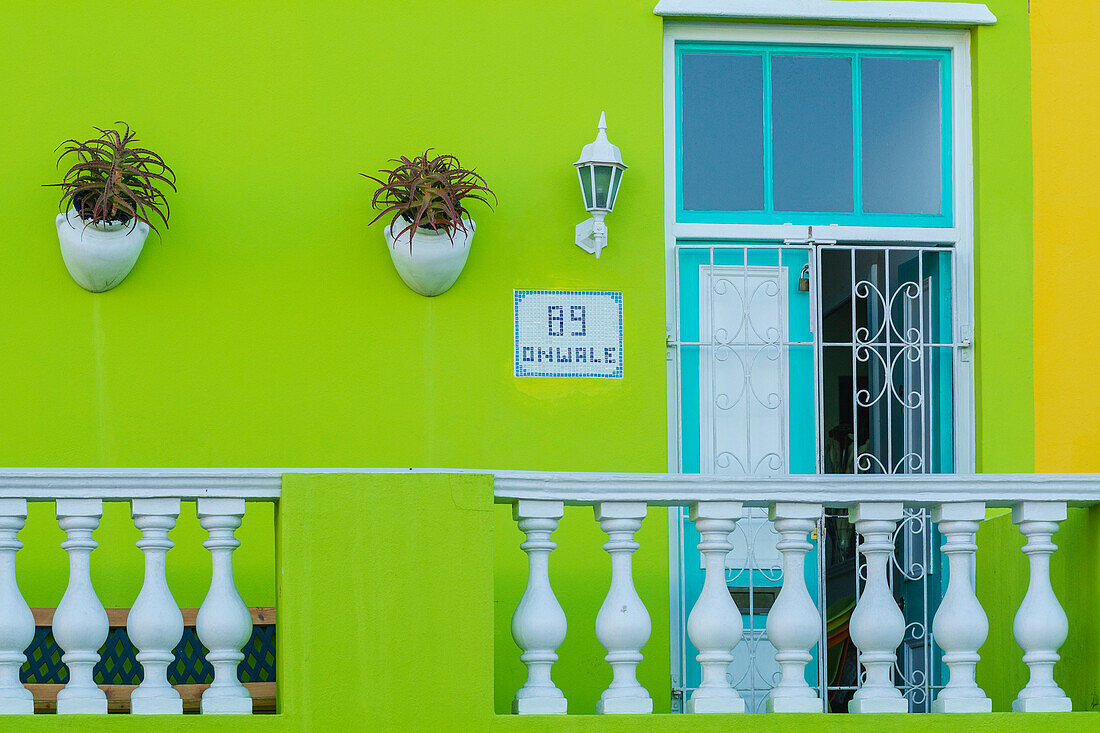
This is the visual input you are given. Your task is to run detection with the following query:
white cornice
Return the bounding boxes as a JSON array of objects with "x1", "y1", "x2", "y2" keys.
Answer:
[{"x1": 653, "y1": 0, "x2": 996, "y2": 25}]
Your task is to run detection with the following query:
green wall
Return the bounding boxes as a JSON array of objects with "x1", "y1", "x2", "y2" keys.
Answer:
[
  {"x1": 0, "y1": 0, "x2": 668, "y2": 713},
  {"x1": 0, "y1": 1, "x2": 667, "y2": 468},
  {"x1": 0, "y1": 0, "x2": 1060, "y2": 722},
  {"x1": 976, "y1": 507, "x2": 1100, "y2": 712},
  {"x1": 495, "y1": 504, "x2": 670, "y2": 715},
  {"x1": 971, "y1": 0, "x2": 1035, "y2": 474}
]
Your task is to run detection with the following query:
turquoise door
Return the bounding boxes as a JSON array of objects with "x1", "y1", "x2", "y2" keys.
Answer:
[{"x1": 673, "y1": 242, "x2": 821, "y2": 712}]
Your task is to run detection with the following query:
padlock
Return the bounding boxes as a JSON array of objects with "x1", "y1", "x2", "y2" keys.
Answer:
[{"x1": 798, "y1": 264, "x2": 810, "y2": 292}]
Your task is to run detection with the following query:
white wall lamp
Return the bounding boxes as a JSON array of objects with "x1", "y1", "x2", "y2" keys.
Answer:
[{"x1": 574, "y1": 112, "x2": 627, "y2": 259}]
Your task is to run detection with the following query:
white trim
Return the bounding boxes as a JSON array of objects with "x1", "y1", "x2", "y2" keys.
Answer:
[
  {"x1": 0, "y1": 469, "x2": 280, "y2": 499},
  {"x1": 492, "y1": 471, "x2": 1100, "y2": 508},
  {"x1": 664, "y1": 21, "x2": 969, "y2": 47},
  {"x1": 653, "y1": 0, "x2": 995, "y2": 26},
  {"x1": 662, "y1": 23, "x2": 977, "y2": 475},
  {"x1": 673, "y1": 223, "x2": 961, "y2": 244},
  {"x1": 662, "y1": 22, "x2": 978, "y2": 700},
  {"x1": 4, "y1": 468, "x2": 1094, "y2": 509}
]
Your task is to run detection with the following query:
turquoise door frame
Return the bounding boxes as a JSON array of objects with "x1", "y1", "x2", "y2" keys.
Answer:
[{"x1": 673, "y1": 241, "x2": 955, "y2": 710}]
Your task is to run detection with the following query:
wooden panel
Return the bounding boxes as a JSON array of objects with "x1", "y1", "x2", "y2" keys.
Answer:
[
  {"x1": 27, "y1": 682, "x2": 276, "y2": 714},
  {"x1": 31, "y1": 607, "x2": 276, "y2": 627}
]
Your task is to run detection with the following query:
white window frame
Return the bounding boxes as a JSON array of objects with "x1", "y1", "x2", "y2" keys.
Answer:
[{"x1": 663, "y1": 22, "x2": 976, "y2": 706}]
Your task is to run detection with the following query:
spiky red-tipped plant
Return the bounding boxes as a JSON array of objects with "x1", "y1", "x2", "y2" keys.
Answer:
[
  {"x1": 48, "y1": 122, "x2": 176, "y2": 234},
  {"x1": 364, "y1": 150, "x2": 496, "y2": 247}
]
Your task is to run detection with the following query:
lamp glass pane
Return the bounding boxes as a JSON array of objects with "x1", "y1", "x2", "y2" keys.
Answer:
[
  {"x1": 607, "y1": 167, "x2": 623, "y2": 211},
  {"x1": 592, "y1": 166, "x2": 614, "y2": 210},
  {"x1": 861, "y1": 56, "x2": 943, "y2": 215},
  {"x1": 578, "y1": 166, "x2": 594, "y2": 209}
]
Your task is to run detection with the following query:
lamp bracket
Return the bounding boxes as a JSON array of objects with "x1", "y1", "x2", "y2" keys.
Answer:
[{"x1": 575, "y1": 217, "x2": 608, "y2": 259}]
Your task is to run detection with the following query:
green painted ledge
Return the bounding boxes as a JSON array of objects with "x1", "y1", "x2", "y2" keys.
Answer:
[
  {"x1": 491, "y1": 713, "x2": 1100, "y2": 732},
  {"x1": 0, "y1": 713, "x2": 1094, "y2": 732}
]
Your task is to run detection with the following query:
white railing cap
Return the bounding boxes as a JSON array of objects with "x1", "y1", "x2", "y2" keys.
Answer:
[
  {"x1": 492, "y1": 471, "x2": 1100, "y2": 508},
  {"x1": 0, "y1": 469, "x2": 281, "y2": 501},
  {"x1": 653, "y1": 0, "x2": 996, "y2": 25},
  {"x1": 2, "y1": 468, "x2": 1097, "y2": 509}
]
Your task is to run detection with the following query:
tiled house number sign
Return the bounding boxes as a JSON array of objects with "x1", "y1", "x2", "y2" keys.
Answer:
[{"x1": 514, "y1": 290, "x2": 623, "y2": 378}]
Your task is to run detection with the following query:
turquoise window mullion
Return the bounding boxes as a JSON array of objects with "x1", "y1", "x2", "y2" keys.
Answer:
[
  {"x1": 763, "y1": 51, "x2": 774, "y2": 215},
  {"x1": 853, "y1": 51, "x2": 864, "y2": 216},
  {"x1": 940, "y1": 54, "x2": 953, "y2": 225}
]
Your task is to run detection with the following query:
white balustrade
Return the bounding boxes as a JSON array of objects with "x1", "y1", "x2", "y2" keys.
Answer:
[
  {"x1": 0, "y1": 500, "x2": 33, "y2": 714},
  {"x1": 196, "y1": 498, "x2": 253, "y2": 715},
  {"x1": 594, "y1": 501, "x2": 652, "y2": 714},
  {"x1": 128, "y1": 498, "x2": 185, "y2": 714},
  {"x1": 0, "y1": 471, "x2": 282, "y2": 718},
  {"x1": 685, "y1": 501, "x2": 744, "y2": 714},
  {"x1": 495, "y1": 474, "x2": 1100, "y2": 719},
  {"x1": 0, "y1": 468, "x2": 1096, "y2": 719},
  {"x1": 766, "y1": 502, "x2": 823, "y2": 713},
  {"x1": 847, "y1": 502, "x2": 907, "y2": 714},
  {"x1": 511, "y1": 500, "x2": 568, "y2": 714},
  {"x1": 931, "y1": 502, "x2": 991, "y2": 713},
  {"x1": 54, "y1": 498, "x2": 109, "y2": 715},
  {"x1": 1012, "y1": 501, "x2": 1072, "y2": 712}
]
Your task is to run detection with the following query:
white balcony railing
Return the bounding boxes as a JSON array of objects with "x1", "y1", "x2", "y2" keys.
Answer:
[
  {"x1": 495, "y1": 471, "x2": 1100, "y2": 715},
  {"x1": 0, "y1": 470, "x2": 280, "y2": 715}
]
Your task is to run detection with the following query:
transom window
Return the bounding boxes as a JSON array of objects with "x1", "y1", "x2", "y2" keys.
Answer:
[{"x1": 676, "y1": 43, "x2": 953, "y2": 227}]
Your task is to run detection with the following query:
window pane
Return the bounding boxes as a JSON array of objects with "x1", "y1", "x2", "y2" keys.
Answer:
[
  {"x1": 681, "y1": 53, "x2": 765, "y2": 211},
  {"x1": 771, "y1": 55, "x2": 854, "y2": 213},
  {"x1": 861, "y1": 57, "x2": 944, "y2": 215}
]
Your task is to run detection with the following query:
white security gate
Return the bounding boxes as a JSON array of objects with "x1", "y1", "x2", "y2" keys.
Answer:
[{"x1": 669, "y1": 241, "x2": 959, "y2": 713}]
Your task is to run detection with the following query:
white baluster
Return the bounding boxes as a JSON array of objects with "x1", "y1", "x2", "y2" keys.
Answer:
[
  {"x1": 932, "y1": 502, "x2": 992, "y2": 713},
  {"x1": 54, "y1": 498, "x2": 108, "y2": 715},
  {"x1": 0, "y1": 500, "x2": 33, "y2": 714},
  {"x1": 594, "y1": 502, "x2": 652, "y2": 714},
  {"x1": 1012, "y1": 501, "x2": 1072, "y2": 712},
  {"x1": 196, "y1": 498, "x2": 252, "y2": 715},
  {"x1": 128, "y1": 498, "x2": 184, "y2": 714},
  {"x1": 511, "y1": 500, "x2": 568, "y2": 714},
  {"x1": 685, "y1": 501, "x2": 744, "y2": 714},
  {"x1": 847, "y1": 502, "x2": 907, "y2": 714},
  {"x1": 766, "y1": 502, "x2": 823, "y2": 713}
]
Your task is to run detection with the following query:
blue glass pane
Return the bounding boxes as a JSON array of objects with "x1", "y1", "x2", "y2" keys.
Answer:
[
  {"x1": 681, "y1": 53, "x2": 765, "y2": 211},
  {"x1": 771, "y1": 55, "x2": 854, "y2": 213},
  {"x1": 861, "y1": 57, "x2": 943, "y2": 215}
]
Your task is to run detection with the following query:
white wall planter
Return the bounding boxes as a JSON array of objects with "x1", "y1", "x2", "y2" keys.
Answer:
[
  {"x1": 383, "y1": 219, "x2": 474, "y2": 297},
  {"x1": 55, "y1": 209, "x2": 149, "y2": 292}
]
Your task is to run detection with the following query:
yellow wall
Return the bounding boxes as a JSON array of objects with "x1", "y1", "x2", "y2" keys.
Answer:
[
  {"x1": 1033, "y1": 1, "x2": 1100, "y2": 471},
  {"x1": 1031, "y1": 0, "x2": 1100, "y2": 707}
]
